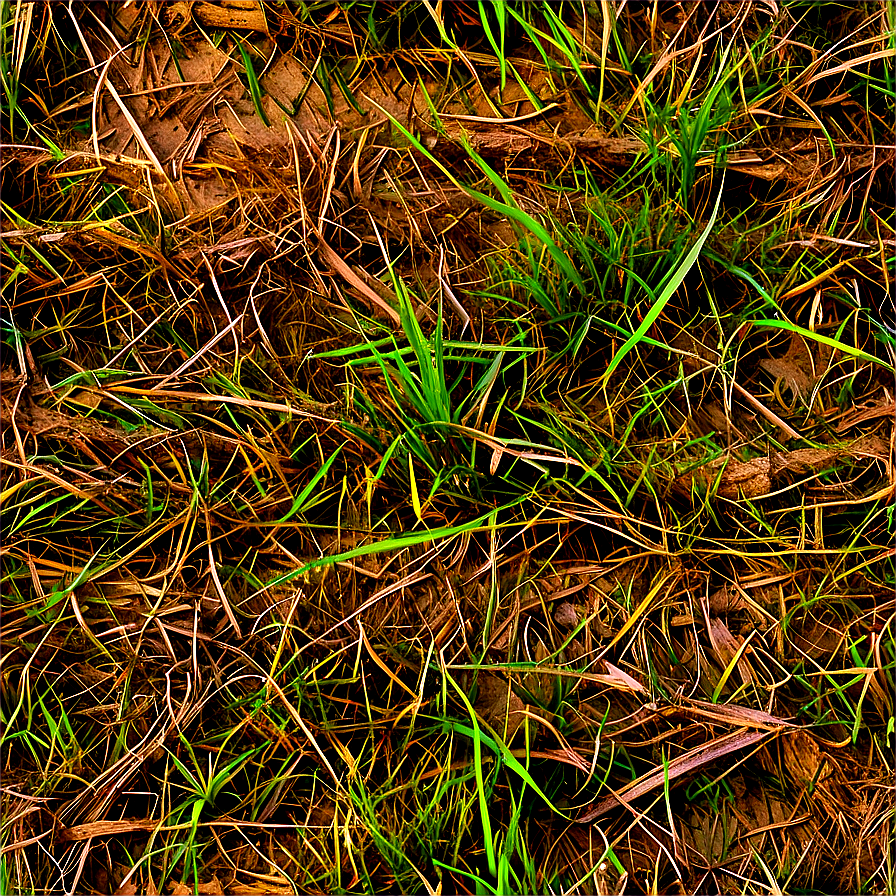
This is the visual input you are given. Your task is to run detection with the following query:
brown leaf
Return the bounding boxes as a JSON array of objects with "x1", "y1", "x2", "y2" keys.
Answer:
[
  {"x1": 59, "y1": 818, "x2": 157, "y2": 842},
  {"x1": 781, "y1": 730, "x2": 825, "y2": 786},
  {"x1": 679, "y1": 697, "x2": 792, "y2": 730},
  {"x1": 707, "y1": 616, "x2": 739, "y2": 666},
  {"x1": 724, "y1": 146, "x2": 875, "y2": 183},
  {"x1": 577, "y1": 729, "x2": 774, "y2": 822},
  {"x1": 776, "y1": 446, "x2": 842, "y2": 474},
  {"x1": 475, "y1": 674, "x2": 528, "y2": 741},
  {"x1": 318, "y1": 239, "x2": 401, "y2": 325},
  {"x1": 706, "y1": 617, "x2": 753, "y2": 687},
  {"x1": 835, "y1": 399, "x2": 896, "y2": 432},
  {"x1": 759, "y1": 332, "x2": 830, "y2": 401},
  {"x1": 849, "y1": 434, "x2": 892, "y2": 460},
  {"x1": 715, "y1": 442, "x2": 861, "y2": 499},
  {"x1": 197, "y1": 876, "x2": 225, "y2": 895},
  {"x1": 718, "y1": 455, "x2": 772, "y2": 498},
  {"x1": 708, "y1": 584, "x2": 750, "y2": 614},
  {"x1": 789, "y1": 620, "x2": 842, "y2": 659}
]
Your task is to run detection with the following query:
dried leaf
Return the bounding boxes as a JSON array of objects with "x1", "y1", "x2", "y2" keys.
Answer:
[
  {"x1": 759, "y1": 332, "x2": 830, "y2": 400},
  {"x1": 197, "y1": 876, "x2": 225, "y2": 895},
  {"x1": 835, "y1": 399, "x2": 896, "y2": 432},
  {"x1": 708, "y1": 584, "x2": 749, "y2": 613},
  {"x1": 59, "y1": 818, "x2": 157, "y2": 841},
  {"x1": 776, "y1": 447, "x2": 842, "y2": 473},
  {"x1": 790, "y1": 620, "x2": 843, "y2": 659},
  {"x1": 318, "y1": 239, "x2": 401, "y2": 324},
  {"x1": 475, "y1": 674, "x2": 528, "y2": 741},
  {"x1": 578, "y1": 729, "x2": 773, "y2": 821},
  {"x1": 718, "y1": 455, "x2": 771, "y2": 498},
  {"x1": 193, "y1": 0, "x2": 268, "y2": 32},
  {"x1": 716, "y1": 443, "x2": 859, "y2": 499},
  {"x1": 781, "y1": 730, "x2": 825, "y2": 786},
  {"x1": 604, "y1": 661, "x2": 647, "y2": 693},
  {"x1": 678, "y1": 697, "x2": 792, "y2": 730},
  {"x1": 707, "y1": 616, "x2": 753, "y2": 686}
]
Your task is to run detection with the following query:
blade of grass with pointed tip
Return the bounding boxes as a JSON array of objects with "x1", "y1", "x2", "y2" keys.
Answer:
[
  {"x1": 443, "y1": 671, "x2": 497, "y2": 879},
  {"x1": 479, "y1": 0, "x2": 507, "y2": 91},
  {"x1": 456, "y1": 132, "x2": 584, "y2": 292},
  {"x1": 277, "y1": 444, "x2": 343, "y2": 524},
  {"x1": 237, "y1": 39, "x2": 270, "y2": 126},
  {"x1": 601, "y1": 176, "x2": 725, "y2": 384},
  {"x1": 264, "y1": 495, "x2": 530, "y2": 586},
  {"x1": 751, "y1": 319, "x2": 893, "y2": 372},
  {"x1": 442, "y1": 718, "x2": 564, "y2": 817},
  {"x1": 409, "y1": 453, "x2": 423, "y2": 522},
  {"x1": 368, "y1": 100, "x2": 583, "y2": 293},
  {"x1": 540, "y1": 3, "x2": 590, "y2": 94}
]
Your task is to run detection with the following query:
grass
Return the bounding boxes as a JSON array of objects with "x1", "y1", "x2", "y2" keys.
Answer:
[{"x1": 1, "y1": 1, "x2": 894, "y2": 894}]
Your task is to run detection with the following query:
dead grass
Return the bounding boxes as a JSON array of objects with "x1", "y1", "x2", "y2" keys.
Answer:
[{"x1": 1, "y1": 1, "x2": 894, "y2": 894}]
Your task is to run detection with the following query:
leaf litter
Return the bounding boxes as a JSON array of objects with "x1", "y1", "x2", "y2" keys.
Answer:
[{"x1": 1, "y1": 2, "x2": 894, "y2": 895}]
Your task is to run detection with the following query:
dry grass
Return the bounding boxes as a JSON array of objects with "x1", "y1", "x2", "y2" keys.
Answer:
[{"x1": 1, "y1": 1, "x2": 894, "y2": 894}]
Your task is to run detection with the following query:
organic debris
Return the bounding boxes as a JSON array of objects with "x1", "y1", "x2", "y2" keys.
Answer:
[{"x1": 2, "y1": 2, "x2": 893, "y2": 895}]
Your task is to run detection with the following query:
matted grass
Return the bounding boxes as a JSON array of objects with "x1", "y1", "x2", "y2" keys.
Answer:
[{"x1": 1, "y1": 2, "x2": 893, "y2": 894}]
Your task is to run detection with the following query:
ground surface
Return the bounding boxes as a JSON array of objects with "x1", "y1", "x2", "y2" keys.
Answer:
[{"x1": 1, "y1": 2, "x2": 894, "y2": 894}]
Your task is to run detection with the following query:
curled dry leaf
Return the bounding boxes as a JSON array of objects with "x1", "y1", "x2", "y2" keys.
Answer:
[
  {"x1": 58, "y1": 818, "x2": 157, "y2": 842},
  {"x1": 577, "y1": 729, "x2": 773, "y2": 822}
]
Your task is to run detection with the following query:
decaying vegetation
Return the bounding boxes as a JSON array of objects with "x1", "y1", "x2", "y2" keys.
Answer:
[{"x1": 1, "y1": 1, "x2": 894, "y2": 893}]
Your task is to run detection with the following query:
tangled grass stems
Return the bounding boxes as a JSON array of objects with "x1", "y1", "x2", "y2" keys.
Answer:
[{"x1": 2, "y1": 2, "x2": 894, "y2": 894}]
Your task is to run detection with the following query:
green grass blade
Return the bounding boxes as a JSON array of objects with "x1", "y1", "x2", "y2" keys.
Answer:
[
  {"x1": 445, "y1": 672, "x2": 497, "y2": 879},
  {"x1": 751, "y1": 320, "x2": 894, "y2": 371},
  {"x1": 368, "y1": 100, "x2": 583, "y2": 294},
  {"x1": 237, "y1": 39, "x2": 270, "y2": 126},
  {"x1": 277, "y1": 444, "x2": 343, "y2": 523},
  {"x1": 601, "y1": 175, "x2": 725, "y2": 383}
]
